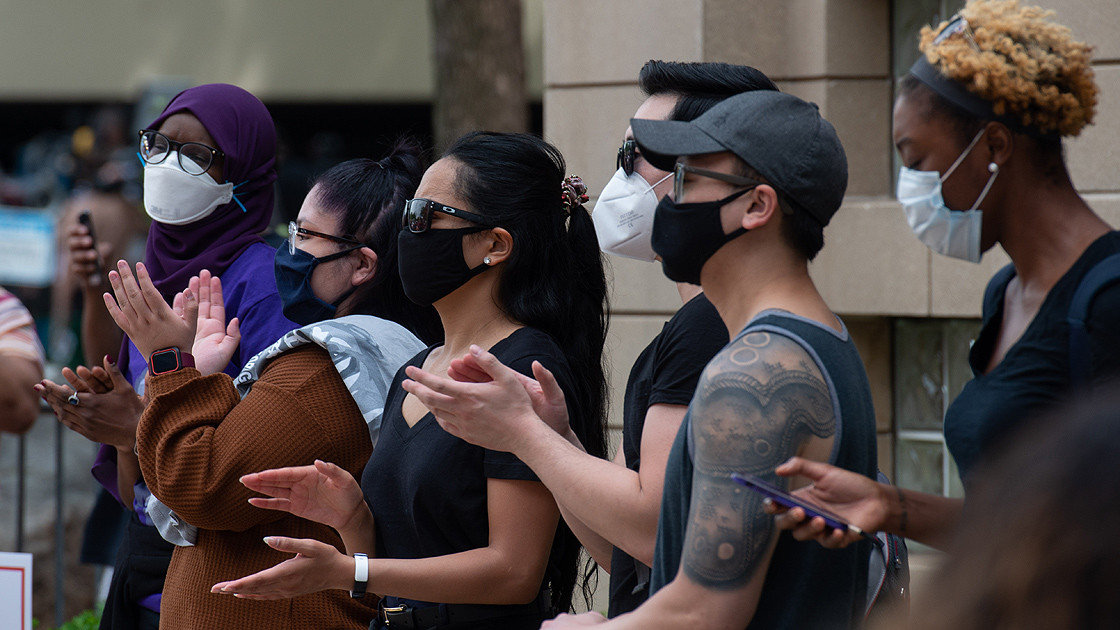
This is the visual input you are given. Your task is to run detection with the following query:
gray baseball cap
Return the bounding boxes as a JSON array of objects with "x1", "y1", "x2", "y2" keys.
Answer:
[{"x1": 630, "y1": 90, "x2": 848, "y2": 226}]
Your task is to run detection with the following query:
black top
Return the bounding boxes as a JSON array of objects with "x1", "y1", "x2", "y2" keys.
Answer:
[
  {"x1": 608, "y1": 294, "x2": 727, "y2": 617},
  {"x1": 650, "y1": 311, "x2": 878, "y2": 629},
  {"x1": 361, "y1": 327, "x2": 581, "y2": 619},
  {"x1": 946, "y1": 231, "x2": 1120, "y2": 483}
]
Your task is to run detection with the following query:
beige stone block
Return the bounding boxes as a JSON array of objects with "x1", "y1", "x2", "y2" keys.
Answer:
[
  {"x1": 606, "y1": 256, "x2": 686, "y2": 315},
  {"x1": 781, "y1": 79, "x2": 893, "y2": 197},
  {"x1": 1066, "y1": 65, "x2": 1120, "y2": 193},
  {"x1": 703, "y1": 0, "x2": 825, "y2": 78},
  {"x1": 543, "y1": 85, "x2": 648, "y2": 193},
  {"x1": 1042, "y1": 0, "x2": 1120, "y2": 62},
  {"x1": 702, "y1": 0, "x2": 888, "y2": 78},
  {"x1": 811, "y1": 199, "x2": 929, "y2": 316},
  {"x1": 543, "y1": 0, "x2": 703, "y2": 86},
  {"x1": 877, "y1": 432, "x2": 894, "y2": 481},
  {"x1": 847, "y1": 316, "x2": 892, "y2": 433},
  {"x1": 603, "y1": 314, "x2": 682, "y2": 430},
  {"x1": 1086, "y1": 193, "x2": 1120, "y2": 228},
  {"x1": 928, "y1": 246, "x2": 1010, "y2": 318}
]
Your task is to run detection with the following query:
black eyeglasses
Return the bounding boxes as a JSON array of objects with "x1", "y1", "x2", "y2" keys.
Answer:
[
  {"x1": 287, "y1": 221, "x2": 364, "y2": 255},
  {"x1": 138, "y1": 129, "x2": 225, "y2": 176},
  {"x1": 402, "y1": 198, "x2": 499, "y2": 234},
  {"x1": 673, "y1": 163, "x2": 765, "y2": 203},
  {"x1": 933, "y1": 13, "x2": 980, "y2": 52},
  {"x1": 617, "y1": 139, "x2": 639, "y2": 176}
]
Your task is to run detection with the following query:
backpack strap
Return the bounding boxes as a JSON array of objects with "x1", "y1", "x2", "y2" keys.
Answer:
[{"x1": 1067, "y1": 252, "x2": 1120, "y2": 388}]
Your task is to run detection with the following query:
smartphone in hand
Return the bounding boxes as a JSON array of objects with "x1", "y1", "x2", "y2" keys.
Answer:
[
  {"x1": 731, "y1": 472, "x2": 881, "y2": 546},
  {"x1": 77, "y1": 209, "x2": 103, "y2": 286}
]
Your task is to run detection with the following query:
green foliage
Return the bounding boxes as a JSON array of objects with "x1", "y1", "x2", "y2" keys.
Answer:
[{"x1": 33, "y1": 604, "x2": 102, "y2": 630}]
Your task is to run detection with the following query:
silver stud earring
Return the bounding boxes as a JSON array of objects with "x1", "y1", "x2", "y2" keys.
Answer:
[
  {"x1": 988, "y1": 162, "x2": 999, "y2": 174},
  {"x1": 484, "y1": 256, "x2": 492, "y2": 265}
]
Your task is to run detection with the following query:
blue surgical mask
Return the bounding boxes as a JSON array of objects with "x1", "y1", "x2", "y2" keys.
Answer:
[
  {"x1": 273, "y1": 243, "x2": 358, "y2": 325},
  {"x1": 896, "y1": 127, "x2": 997, "y2": 264}
]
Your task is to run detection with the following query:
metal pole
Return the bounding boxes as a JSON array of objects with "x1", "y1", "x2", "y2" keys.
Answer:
[
  {"x1": 55, "y1": 418, "x2": 65, "y2": 627},
  {"x1": 16, "y1": 433, "x2": 25, "y2": 552}
]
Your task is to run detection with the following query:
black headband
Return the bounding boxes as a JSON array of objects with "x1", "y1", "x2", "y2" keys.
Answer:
[{"x1": 909, "y1": 56, "x2": 1055, "y2": 140}]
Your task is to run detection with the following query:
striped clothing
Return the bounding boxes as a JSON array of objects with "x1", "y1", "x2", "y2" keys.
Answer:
[{"x1": 0, "y1": 287, "x2": 45, "y2": 367}]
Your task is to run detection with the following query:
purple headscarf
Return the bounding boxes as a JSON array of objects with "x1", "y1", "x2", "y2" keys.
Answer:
[{"x1": 142, "y1": 83, "x2": 277, "y2": 298}]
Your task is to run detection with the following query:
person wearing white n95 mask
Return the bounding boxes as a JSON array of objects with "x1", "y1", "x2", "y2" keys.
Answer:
[
  {"x1": 592, "y1": 163, "x2": 671, "y2": 261},
  {"x1": 142, "y1": 150, "x2": 238, "y2": 225}
]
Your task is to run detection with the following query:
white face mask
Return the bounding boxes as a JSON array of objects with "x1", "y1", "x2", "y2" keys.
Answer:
[
  {"x1": 592, "y1": 167, "x2": 672, "y2": 261},
  {"x1": 143, "y1": 152, "x2": 235, "y2": 225},
  {"x1": 896, "y1": 128, "x2": 997, "y2": 264}
]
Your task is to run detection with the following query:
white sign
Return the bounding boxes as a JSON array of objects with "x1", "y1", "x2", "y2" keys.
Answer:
[
  {"x1": 0, "y1": 552, "x2": 32, "y2": 630},
  {"x1": 0, "y1": 207, "x2": 56, "y2": 287}
]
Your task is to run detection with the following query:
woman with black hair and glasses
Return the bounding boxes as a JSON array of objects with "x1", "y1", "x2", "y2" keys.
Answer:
[
  {"x1": 211, "y1": 132, "x2": 610, "y2": 630},
  {"x1": 767, "y1": 0, "x2": 1120, "y2": 562},
  {"x1": 98, "y1": 140, "x2": 442, "y2": 630}
]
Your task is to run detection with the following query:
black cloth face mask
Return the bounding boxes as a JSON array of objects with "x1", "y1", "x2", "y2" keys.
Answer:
[
  {"x1": 273, "y1": 242, "x2": 358, "y2": 325},
  {"x1": 650, "y1": 187, "x2": 752, "y2": 285},
  {"x1": 397, "y1": 226, "x2": 490, "y2": 306}
]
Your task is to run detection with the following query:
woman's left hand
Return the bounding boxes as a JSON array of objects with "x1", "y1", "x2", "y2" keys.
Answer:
[
  {"x1": 541, "y1": 612, "x2": 608, "y2": 627},
  {"x1": 103, "y1": 260, "x2": 196, "y2": 360},
  {"x1": 210, "y1": 536, "x2": 351, "y2": 599}
]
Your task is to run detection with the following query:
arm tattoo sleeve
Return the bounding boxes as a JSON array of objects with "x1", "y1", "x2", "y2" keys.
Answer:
[{"x1": 682, "y1": 331, "x2": 836, "y2": 589}]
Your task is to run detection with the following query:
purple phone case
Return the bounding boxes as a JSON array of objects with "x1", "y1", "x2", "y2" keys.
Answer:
[{"x1": 731, "y1": 472, "x2": 852, "y2": 532}]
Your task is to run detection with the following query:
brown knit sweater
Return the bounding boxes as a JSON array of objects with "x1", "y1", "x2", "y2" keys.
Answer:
[{"x1": 137, "y1": 345, "x2": 377, "y2": 630}]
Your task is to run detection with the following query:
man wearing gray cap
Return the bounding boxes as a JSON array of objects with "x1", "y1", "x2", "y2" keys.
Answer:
[{"x1": 544, "y1": 90, "x2": 879, "y2": 628}]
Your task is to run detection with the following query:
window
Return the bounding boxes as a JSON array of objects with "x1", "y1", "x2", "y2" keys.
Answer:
[{"x1": 892, "y1": 318, "x2": 978, "y2": 498}]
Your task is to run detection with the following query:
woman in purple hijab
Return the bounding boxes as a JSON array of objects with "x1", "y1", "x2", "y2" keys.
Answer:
[{"x1": 42, "y1": 84, "x2": 297, "y2": 630}]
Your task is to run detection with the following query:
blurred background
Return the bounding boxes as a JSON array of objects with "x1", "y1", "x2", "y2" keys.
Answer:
[{"x1": 2, "y1": 0, "x2": 1118, "y2": 627}]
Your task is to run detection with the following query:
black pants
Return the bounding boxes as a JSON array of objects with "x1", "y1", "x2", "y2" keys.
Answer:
[{"x1": 98, "y1": 512, "x2": 173, "y2": 630}]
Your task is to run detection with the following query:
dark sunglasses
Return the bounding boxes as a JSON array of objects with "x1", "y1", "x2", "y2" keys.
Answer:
[
  {"x1": 401, "y1": 198, "x2": 499, "y2": 234},
  {"x1": 617, "y1": 139, "x2": 638, "y2": 176}
]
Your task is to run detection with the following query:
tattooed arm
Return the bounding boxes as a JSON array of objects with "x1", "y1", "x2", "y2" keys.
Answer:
[{"x1": 553, "y1": 331, "x2": 837, "y2": 629}]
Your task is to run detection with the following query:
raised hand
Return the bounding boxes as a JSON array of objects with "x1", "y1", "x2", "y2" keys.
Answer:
[
  {"x1": 765, "y1": 457, "x2": 890, "y2": 548},
  {"x1": 403, "y1": 345, "x2": 549, "y2": 454},
  {"x1": 210, "y1": 536, "x2": 351, "y2": 599},
  {"x1": 37, "y1": 354, "x2": 145, "y2": 450},
  {"x1": 240, "y1": 460, "x2": 367, "y2": 534},
  {"x1": 103, "y1": 260, "x2": 196, "y2": 361},
  {"x1": 176, "y1": 270, "x2": 240, "y2": 376},
  {"x1": 448, "y1": 347, "x2": 572, "y2": 437},
  {"x1": 66, "y1": 219, "x2": 110, "y2": 289}
]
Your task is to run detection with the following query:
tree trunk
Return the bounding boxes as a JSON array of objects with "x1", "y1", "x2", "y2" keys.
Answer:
[{"x1": 430, "y1": 0, "x2": 528, "y2": 152}]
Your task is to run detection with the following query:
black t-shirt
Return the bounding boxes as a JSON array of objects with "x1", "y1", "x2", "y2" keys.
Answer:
[
  {"x1": 946, "y1": 231, "x2": 1120, "y2": 484},
  {"x1": 608, "y1": 294, "x2": 727, "y2": 617},
  {"x1": 650, "y1": 311, "x2": 878, "y2": 629},
  {"x1": 361, "y1": 327, "x2": 582, "y2": 621}
]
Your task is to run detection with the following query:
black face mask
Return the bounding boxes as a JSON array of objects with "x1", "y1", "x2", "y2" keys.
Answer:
[
  {"x1": 397, "y1": 226, "x2": 490, "y2": 306},
  {"x1": 650, "y1": 188, "x2": 752, "y2": 285},
  {"x1": 273, "y1": 243, "x2": 358, "y2": 325}
]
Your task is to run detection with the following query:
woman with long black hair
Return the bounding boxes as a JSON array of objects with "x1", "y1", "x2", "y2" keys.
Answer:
[{"x1": 211, "y1": 131, "x2": 609, "y2": 629}]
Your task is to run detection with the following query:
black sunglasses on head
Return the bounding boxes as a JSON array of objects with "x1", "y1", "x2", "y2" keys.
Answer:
[{"x1": 401, "y1": 198, "x2": 499, "y2": 233}]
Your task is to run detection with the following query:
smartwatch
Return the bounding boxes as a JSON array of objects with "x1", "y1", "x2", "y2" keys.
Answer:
[
  {"x1": 350, "y1": 553, "x2": 369, "y2": 598},
  {"x1": 149, "y1": 347, "x2": 195, "y2": 375}
]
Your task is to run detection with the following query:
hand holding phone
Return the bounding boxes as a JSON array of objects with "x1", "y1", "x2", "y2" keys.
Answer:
[
  {"x1": 731, "y1": 472, "x2": 881, "y2": 547},
  {"x1": 77, "y1": 209, "x2": 103, "y2": 287}
]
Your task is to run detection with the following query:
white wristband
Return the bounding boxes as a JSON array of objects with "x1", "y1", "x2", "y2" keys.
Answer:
[{"x1": 350, "y1": 552, "x2": 368, "y2": 598}]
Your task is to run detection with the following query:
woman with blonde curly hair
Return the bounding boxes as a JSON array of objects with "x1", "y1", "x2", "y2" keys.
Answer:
[{"x1": 765, "y1": 0, "x2": 1120, "y2": 557}]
